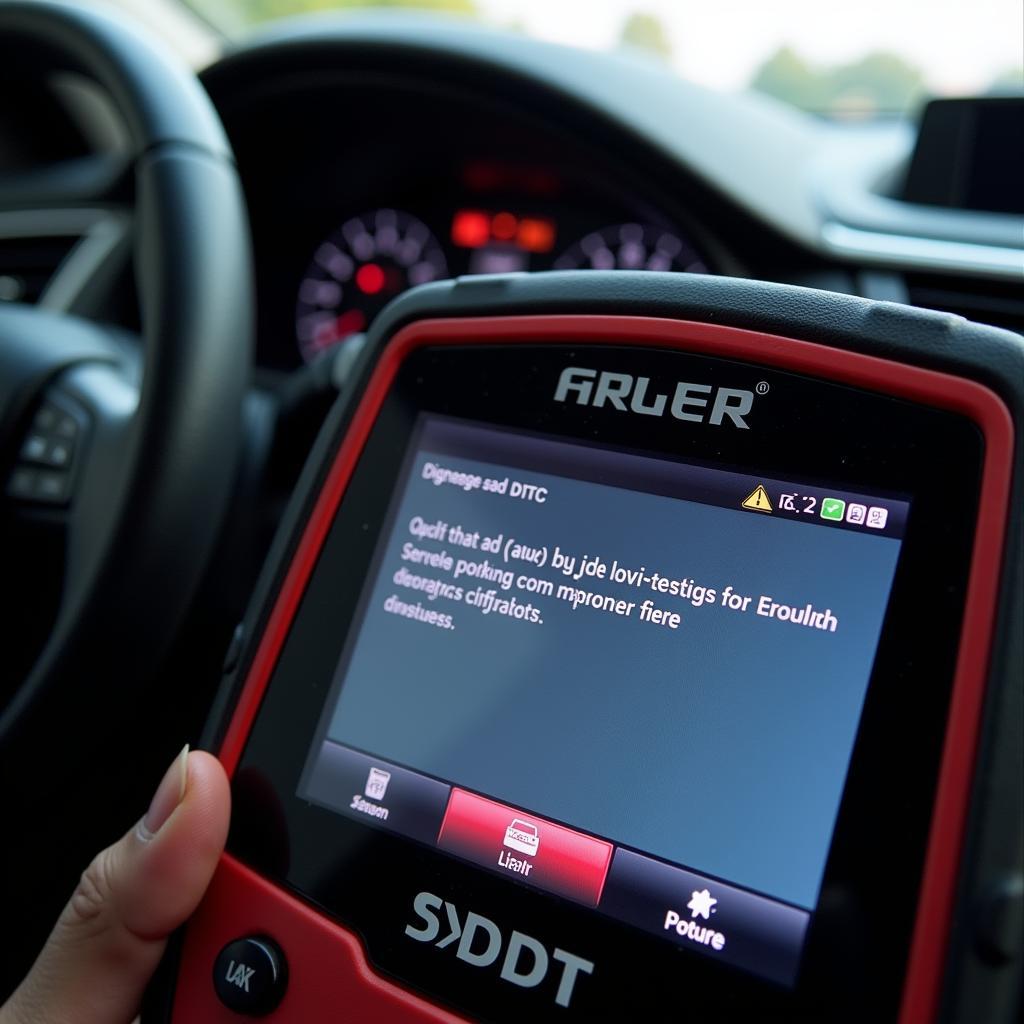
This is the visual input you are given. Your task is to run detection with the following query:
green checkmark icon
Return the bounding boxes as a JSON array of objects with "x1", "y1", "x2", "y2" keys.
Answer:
[{"x1": 821, "y1": 497, "x2": 846, "y2": 521}]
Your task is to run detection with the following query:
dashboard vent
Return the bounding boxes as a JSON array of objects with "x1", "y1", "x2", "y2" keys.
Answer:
[
  {"x1": 0, "y1": 234, "x2": 78, "y2": 305},
  {"x1": 907, "y1": 273, "x2": 1024, "y2": 336}
]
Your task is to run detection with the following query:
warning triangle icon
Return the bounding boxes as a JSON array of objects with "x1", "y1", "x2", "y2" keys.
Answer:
[{"x1": 742, "y1": 484, "x2": 773, "y2": 513}]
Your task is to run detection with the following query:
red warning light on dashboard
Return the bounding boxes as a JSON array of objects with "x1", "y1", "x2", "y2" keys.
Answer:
[
  {"x1": 451, "y1": 210, "x2": 490, "y2": 248},
  {"x1": 451, "y1": 210, "x2": 556, "y2": 254},
  {"x1": 437, "y1": 788, "x2": 612, "y2": 906},
  {"x1": 491, "y1": 211, "x2": 518, "y2": 241},
  {"x1": 354, "y1": 263, "x2": 386, "y2": 295},
  {"x1": 517, "y1": 217, "x2": 555, "y2": 253}
]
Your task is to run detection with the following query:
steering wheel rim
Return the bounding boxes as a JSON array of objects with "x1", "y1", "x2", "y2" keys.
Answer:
[{"x1": 0, "y1": 2, "x2": 251, "y2": 782}]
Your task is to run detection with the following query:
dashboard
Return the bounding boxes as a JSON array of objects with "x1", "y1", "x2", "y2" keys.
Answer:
[
  {"x1": 293, "y1": 199, "x2": 706, "y2": 364},
  {"x1": 195, "y1": 18, "x2": 1023, "y2": 380},
  {"x1": 215, "y1": 86, "x2": 728, "y2": 371},
  {"x1": 202, "y1": 60, "x2": 756, "y2": 372}
]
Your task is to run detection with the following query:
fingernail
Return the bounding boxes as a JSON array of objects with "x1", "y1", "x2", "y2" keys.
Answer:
[{"x1": 138, "y1": 745, "x2": 190, "y2": 842}]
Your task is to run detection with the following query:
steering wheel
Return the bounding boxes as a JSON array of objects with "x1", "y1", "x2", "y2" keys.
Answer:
[{"x1": 0, "y1": 0, "x2": 250, "y2": 974}]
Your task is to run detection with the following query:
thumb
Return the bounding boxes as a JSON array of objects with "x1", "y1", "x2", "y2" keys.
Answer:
[{"x1": 1, "y1": 746, "x2": 230, "y2": 1024}]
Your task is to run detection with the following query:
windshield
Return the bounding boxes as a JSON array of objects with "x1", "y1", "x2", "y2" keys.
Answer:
[{"x1": 184, "y1": 0, "x2": 1023, "y2": 118}]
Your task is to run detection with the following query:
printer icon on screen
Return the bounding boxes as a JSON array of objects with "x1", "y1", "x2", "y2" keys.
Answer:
[
  {"x1": 504, "y1": 818, "x2": 540, "y2": 857},
  {"x1": 364, "y1": 767, "x2": 391, "y2": 801}
]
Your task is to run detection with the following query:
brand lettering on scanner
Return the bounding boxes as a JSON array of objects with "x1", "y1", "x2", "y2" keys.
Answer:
[
  {"x1": 225, "y1": 960, "x2": 255, "y2": 992},
  {"x1": 405, "y1": 892, "x2": 595, "y2": 1008},
  {"x1": 554, "y1": 367, "x2": 756, "y2": 429}
]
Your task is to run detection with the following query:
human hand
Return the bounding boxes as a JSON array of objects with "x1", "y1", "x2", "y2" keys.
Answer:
[{"x1": 0, "y1": 746, "x2": 230, "y2": 1024}]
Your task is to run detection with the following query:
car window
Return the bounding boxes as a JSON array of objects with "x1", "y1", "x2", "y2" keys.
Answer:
[{"x1": 181, "y1": 0, "x2": 1024, "y2": 119}]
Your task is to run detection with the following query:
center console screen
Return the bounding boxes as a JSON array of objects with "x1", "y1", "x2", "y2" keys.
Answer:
[{"x1": 299, "y1": 413, "x2": 908, "y2": 987}]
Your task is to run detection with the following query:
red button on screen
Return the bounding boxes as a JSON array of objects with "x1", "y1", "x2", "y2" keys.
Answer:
[{"x1": 437, "y1": 789, "x2": 613, "y2": 907}]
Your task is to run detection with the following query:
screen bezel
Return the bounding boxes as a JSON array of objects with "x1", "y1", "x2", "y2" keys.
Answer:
[{"x1": 221, "y1": 318, "x2": 1002, "y2": 1022}]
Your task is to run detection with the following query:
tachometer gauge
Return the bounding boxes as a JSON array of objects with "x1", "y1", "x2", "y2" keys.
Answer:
[
  {"x1": 554, "y1": 223, "x2": 708, "y2": 274},
  {"x1": 295, "y1": 209, "x2": 448, "y2": 363}
]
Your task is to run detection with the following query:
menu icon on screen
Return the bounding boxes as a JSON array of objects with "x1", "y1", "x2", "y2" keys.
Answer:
[
  {"x1": 365, "y1": 767, "x2": 391, "y2": 801},
  {"x1": 504, "y1": 818, "x2": 540, "y2": 857}
]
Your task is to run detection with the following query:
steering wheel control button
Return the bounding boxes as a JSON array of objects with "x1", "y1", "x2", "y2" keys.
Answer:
[
  {"x1": 53, "y1": 413, "x2": 78, "y2": 440},
  {"x1": 32, "y1": 402, "x2": 80, "y2": 442},
  {"x1": 32, "y1": 404, "x2": 58, "y2": 431},
  {"x1": 213, "y1": 936, "x2": 287, "y2": 1016},
  {"x1": 599, "y1": 848, "x2": 810, "y2": 987},
  {"x1": 19, "y1": 433, "x2": 49, "y2": 463},
  {"x1": 6, "y1": 466, "x2": 70, "y2": 505},
  {"x1": 43, "y1": 440, "x2": 73, "y2": 467},
  {"x1": 437, "y1": 788, "x2": 613, "y2": 906},
  {"x1": 9, "y1": 400, "x2": 83, "y2": 504},
  {"x1": 34, "y1": 470, "x2": 70, "y2": 503},
  {"x1": 6, "y1": 467, "x2": 38, "y2": 500}
]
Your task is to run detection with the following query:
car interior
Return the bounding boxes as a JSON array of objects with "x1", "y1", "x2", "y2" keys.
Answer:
[{"x1": 0, "y1": 1, "x2": 1021, "y2": 1021}]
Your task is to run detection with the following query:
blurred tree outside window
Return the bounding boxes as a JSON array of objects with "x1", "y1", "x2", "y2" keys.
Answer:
[
  {"x1": 189, "y1": 0, "x2": 1024, "y2": 120},
  {"x1": 749, "y1": 47, "x2": 927, "y2": 118},
  {"x1": 214, "y1": 0, "x2": 477, "y2": 20}
]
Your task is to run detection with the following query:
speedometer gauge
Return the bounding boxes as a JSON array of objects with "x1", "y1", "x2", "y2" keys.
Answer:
[
  {"x1": 295, "y1": 209, "x2": 448, "y2": 363},
  {"x1": 554, "y1": 223, "x2": 708, "y2": 274}
]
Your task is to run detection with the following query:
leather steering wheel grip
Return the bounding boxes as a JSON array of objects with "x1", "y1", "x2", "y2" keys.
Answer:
[{"x1": 0, "y1": 2, "x2": 252, "y2": 780}]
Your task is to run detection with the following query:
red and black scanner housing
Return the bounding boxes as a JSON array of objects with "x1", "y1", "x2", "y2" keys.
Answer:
[{"x1": 149, "y1": 271, "x2": 1023, "y2": 1023}]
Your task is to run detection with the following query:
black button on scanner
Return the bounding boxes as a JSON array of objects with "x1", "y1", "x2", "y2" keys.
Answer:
[{"x1": 213, "y1": 935, "x2": 287, "y2": 1016}]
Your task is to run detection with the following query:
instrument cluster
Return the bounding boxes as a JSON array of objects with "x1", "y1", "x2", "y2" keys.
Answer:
[{"x1": 285, "y1": 160, "x2": 711, "y2": 366}]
